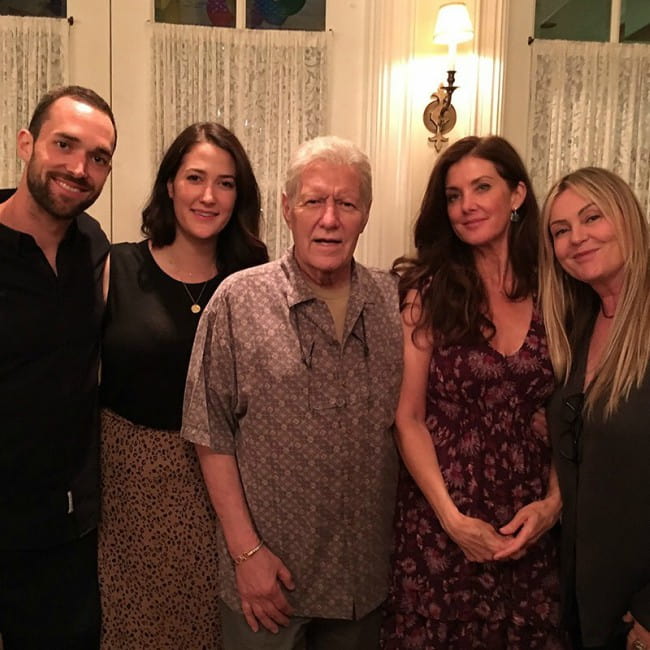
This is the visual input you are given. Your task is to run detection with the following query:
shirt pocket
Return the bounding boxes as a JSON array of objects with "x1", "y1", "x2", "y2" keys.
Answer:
[{"x1": 307, "y1": 330, "x2": 371, "y2": 411}]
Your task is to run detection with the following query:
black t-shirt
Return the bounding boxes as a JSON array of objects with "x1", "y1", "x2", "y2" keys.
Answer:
[
  {"x1": 0, "y1": 190, "x2": 109, "y2": 549},
  {"x1": 100, "y1": 241, "x2": 221, "y2": 430}
]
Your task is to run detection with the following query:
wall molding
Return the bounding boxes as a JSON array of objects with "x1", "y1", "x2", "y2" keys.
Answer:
[
  {"x1": 472, "y1": 0, "x2": 508, "y2": 135},
  {"x1": 356, "y1": 0, "x2": 418, "y2": 268}
]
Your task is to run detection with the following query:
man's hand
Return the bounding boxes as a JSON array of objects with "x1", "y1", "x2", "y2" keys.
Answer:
[
  {"x1": 192, "y1": 449, "x2": 295, "y2": 633},
  {"x1": 236, "y1": 546, "x2": 295, "y2": 633}
]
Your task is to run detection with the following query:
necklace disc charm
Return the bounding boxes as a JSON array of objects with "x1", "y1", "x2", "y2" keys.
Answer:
[{"x1": 182, "y1": 280, "x2": 209, "y2": 314}]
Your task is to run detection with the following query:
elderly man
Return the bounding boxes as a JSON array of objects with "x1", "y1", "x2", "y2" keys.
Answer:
[
  {"x1": 182, "y1": 136, "x2": 402, "y2": 649},
  {"x1": 0, "y1": 86, "x2": 116, "y2": 649}
]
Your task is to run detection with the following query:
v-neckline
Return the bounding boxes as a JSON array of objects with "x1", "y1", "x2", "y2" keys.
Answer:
[{"x1": 486, "y1": 301, "x2": 536, "y2": 360}]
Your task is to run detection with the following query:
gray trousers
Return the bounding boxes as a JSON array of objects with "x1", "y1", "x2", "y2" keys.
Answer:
[{"x1": 220, "y1": 600, "x2": 382, "y2": 650}]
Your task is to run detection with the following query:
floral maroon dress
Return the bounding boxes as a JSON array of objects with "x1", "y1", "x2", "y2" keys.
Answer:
[{"x1": 382, "y1": 308, "x2": 567, "y2": 649}]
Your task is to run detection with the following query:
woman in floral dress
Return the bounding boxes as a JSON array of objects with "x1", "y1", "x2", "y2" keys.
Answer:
[{"x1": 382, "y1": 136, "x2": 568, "y2": 649}]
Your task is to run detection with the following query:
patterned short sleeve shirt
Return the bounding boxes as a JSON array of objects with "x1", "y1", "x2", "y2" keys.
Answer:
[{"x1": 182, "y1": 249, "x2": 403, "y2": 619}]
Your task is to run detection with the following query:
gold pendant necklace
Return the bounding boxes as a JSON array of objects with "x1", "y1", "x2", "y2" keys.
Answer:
[{"x1": 181, "y1": 281, "x2": 209, "y2": 314}]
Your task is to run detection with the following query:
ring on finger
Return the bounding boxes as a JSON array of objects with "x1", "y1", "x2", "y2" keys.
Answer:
[{"x1": 633, "y1": 640, "x2": 647, "y2": 650}]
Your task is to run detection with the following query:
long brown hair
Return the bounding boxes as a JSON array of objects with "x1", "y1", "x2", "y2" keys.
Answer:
[
  {"x1": 394, "y1": 135, "x2": 539, "y2": 345},
  {"x1": 142, "y1": 122, "x2": 268, "y2": 278}
]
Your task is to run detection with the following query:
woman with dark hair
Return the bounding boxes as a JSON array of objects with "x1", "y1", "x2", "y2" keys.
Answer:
[
  {"x1": 541, "y1": 168, "x2": 650, "y2": 650},
  {"x1": 98, "y1": 122, "x2": 268, "y2": 649},
  {"x1": 382, "y1": 136, "x2": 567, "y2": 649}
]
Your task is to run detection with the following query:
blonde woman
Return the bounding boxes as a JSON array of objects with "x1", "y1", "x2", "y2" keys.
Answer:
[{"x1": 541, "y1": 167, "x2": 650, "y2": 650}]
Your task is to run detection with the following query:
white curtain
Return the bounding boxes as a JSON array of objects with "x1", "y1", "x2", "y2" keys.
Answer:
[
  {"x1": 528, "y1": 39, "x2": 650, "y2": 216},
  {"x1": 152, "y1": 24, "x2": 328, "y2": 258},
  {"x1": 0, "y1": 16, "x2": 68, "y2": 188}
]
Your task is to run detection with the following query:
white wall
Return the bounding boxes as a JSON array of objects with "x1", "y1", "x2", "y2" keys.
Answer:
[
  {"x1": 501, "y1": 0, "x2": 535, "y2": 159},
  {"x1": 110, "y1": 0, "x2": 155, "y2": 244},
  {"x1": 326, "y1": 0, "x2": 371, "y2": 145},
  {"x1": 67, "y1": 0, "x2": 154, "y2": 242}
]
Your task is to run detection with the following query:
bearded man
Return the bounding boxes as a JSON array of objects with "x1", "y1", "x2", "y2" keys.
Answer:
[{"x1": 0, "y1": 85, "x2": 116, "y2": 650}]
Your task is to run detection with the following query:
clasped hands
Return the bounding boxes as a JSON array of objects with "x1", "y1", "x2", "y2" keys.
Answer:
[
  {"x1": 235, "y1": 545, "x2": 295, "y2": 633},
  {"x1": 444, "y1": 409, "x2": 561, "y2": 563},
  {"x1": 443, "y1": 497, "x2": 559, "y2": 563}
]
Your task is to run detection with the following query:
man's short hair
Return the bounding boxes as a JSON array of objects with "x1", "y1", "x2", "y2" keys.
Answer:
[
  {"x1": 284, "y1": 135, "x2": 372, "y2": 211},
  {"x1": 28, "y1": 85, "x2": 117, "y2": 150}
]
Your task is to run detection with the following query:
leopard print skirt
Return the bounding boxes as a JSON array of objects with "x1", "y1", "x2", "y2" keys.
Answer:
[{"x1": 98, "y1": 409, "x2": 222, "y2": 649}]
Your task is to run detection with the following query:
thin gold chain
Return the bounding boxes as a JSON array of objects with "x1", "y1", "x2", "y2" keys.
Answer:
[{"x1": 181, "y1": 281, "x2": 209, "y2": 314}]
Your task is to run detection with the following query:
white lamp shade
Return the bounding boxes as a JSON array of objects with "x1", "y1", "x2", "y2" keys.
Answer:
[{"x1": 433, "y1": 2, "x2": 474, "y2": 45}]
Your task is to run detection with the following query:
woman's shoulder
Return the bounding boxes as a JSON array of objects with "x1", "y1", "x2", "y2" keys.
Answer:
[
  {"x1": 107, "y1": 241, "x2": 152, "y2": 285},
  {"x1": 110, "y1": 240, "x2": 145, "y2": 253},
  {"x1": 109, "y1": 240, "x2": 148, "y2": 262}
]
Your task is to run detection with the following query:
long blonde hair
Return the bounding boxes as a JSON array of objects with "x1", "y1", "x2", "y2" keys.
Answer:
[{"x1": 540, "y1": 167, "x2": 650, "y2": 418}]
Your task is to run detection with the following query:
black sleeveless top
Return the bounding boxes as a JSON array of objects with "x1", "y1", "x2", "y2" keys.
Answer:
[{"x1": 100, "y1": 241, "x2": 221, "y2": 430}]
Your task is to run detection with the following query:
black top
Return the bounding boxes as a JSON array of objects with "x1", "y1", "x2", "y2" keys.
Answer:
[
  {"x1": 547, "y1": 316, "x2": 650, "y2": 646},
  {"x1": 100, "y1": 241, "x2": 221, "y2": 430},
  {"x1": 0, "y1": 190, "x2": 109, "y2": 550}
]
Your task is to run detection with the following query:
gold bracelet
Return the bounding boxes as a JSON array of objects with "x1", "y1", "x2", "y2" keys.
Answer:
[{"x1": 233, "y1": 540, "x2": 265, "y2": 565}]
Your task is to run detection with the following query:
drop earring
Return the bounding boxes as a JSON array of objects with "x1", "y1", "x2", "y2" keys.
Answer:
[{"x1": 510, "y1": 207, "x2": 521, "y2": 223}]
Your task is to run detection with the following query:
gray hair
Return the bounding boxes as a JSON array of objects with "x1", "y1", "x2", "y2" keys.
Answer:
[{"x1": 283, "y1": 135, "x2": 372, "y2": 210}]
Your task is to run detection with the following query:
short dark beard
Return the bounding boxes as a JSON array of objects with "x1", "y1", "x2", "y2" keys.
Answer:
[{"x1": 26, "y1": 162, "x2": 97, "y2": 221}]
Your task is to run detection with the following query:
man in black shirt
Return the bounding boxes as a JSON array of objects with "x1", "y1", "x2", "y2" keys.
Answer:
[{"x1": 0, "y1": 86, "x2": 116, "y2": 649}]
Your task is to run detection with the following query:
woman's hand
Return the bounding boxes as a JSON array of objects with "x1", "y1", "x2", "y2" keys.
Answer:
[
  {"x1": 625, "y1": 612, "x2": 650, "y2": 650},
  {"x1": 443, "y1": 510, "x2": 513, "y2": 562},
  {"x1": 492, "y1": 494, "x2": 561, "y2": 560},
  {"x1": 493, "y1": 414, "x2": 563, "y2": 561},
  {"x1": 531, "y1": 407, "x2": 549, "y2": 442}
]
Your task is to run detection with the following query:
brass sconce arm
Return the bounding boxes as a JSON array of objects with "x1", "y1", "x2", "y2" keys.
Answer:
[
  {"x1": 423, "y1": 69, "x2": 458, "y2": 152},
  {"x1": 425, "y1": 1, "x2": 474, "y2": 151}
]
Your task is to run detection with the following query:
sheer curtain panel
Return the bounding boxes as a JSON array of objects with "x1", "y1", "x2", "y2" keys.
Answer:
[
  {"x1": 528, "y1": 39, "x2": 650, "y2": 216},
  {"x1": 0, "y1": 16, "x2": 68, "y2": 187},
  {"x1": 152, "y1": 24, "x2": 328, "y2": 258}
]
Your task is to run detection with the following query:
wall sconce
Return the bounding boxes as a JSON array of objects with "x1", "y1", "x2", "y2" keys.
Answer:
[{"x1": 423, "y1": 2, "x2": 474, "y2": 151}]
